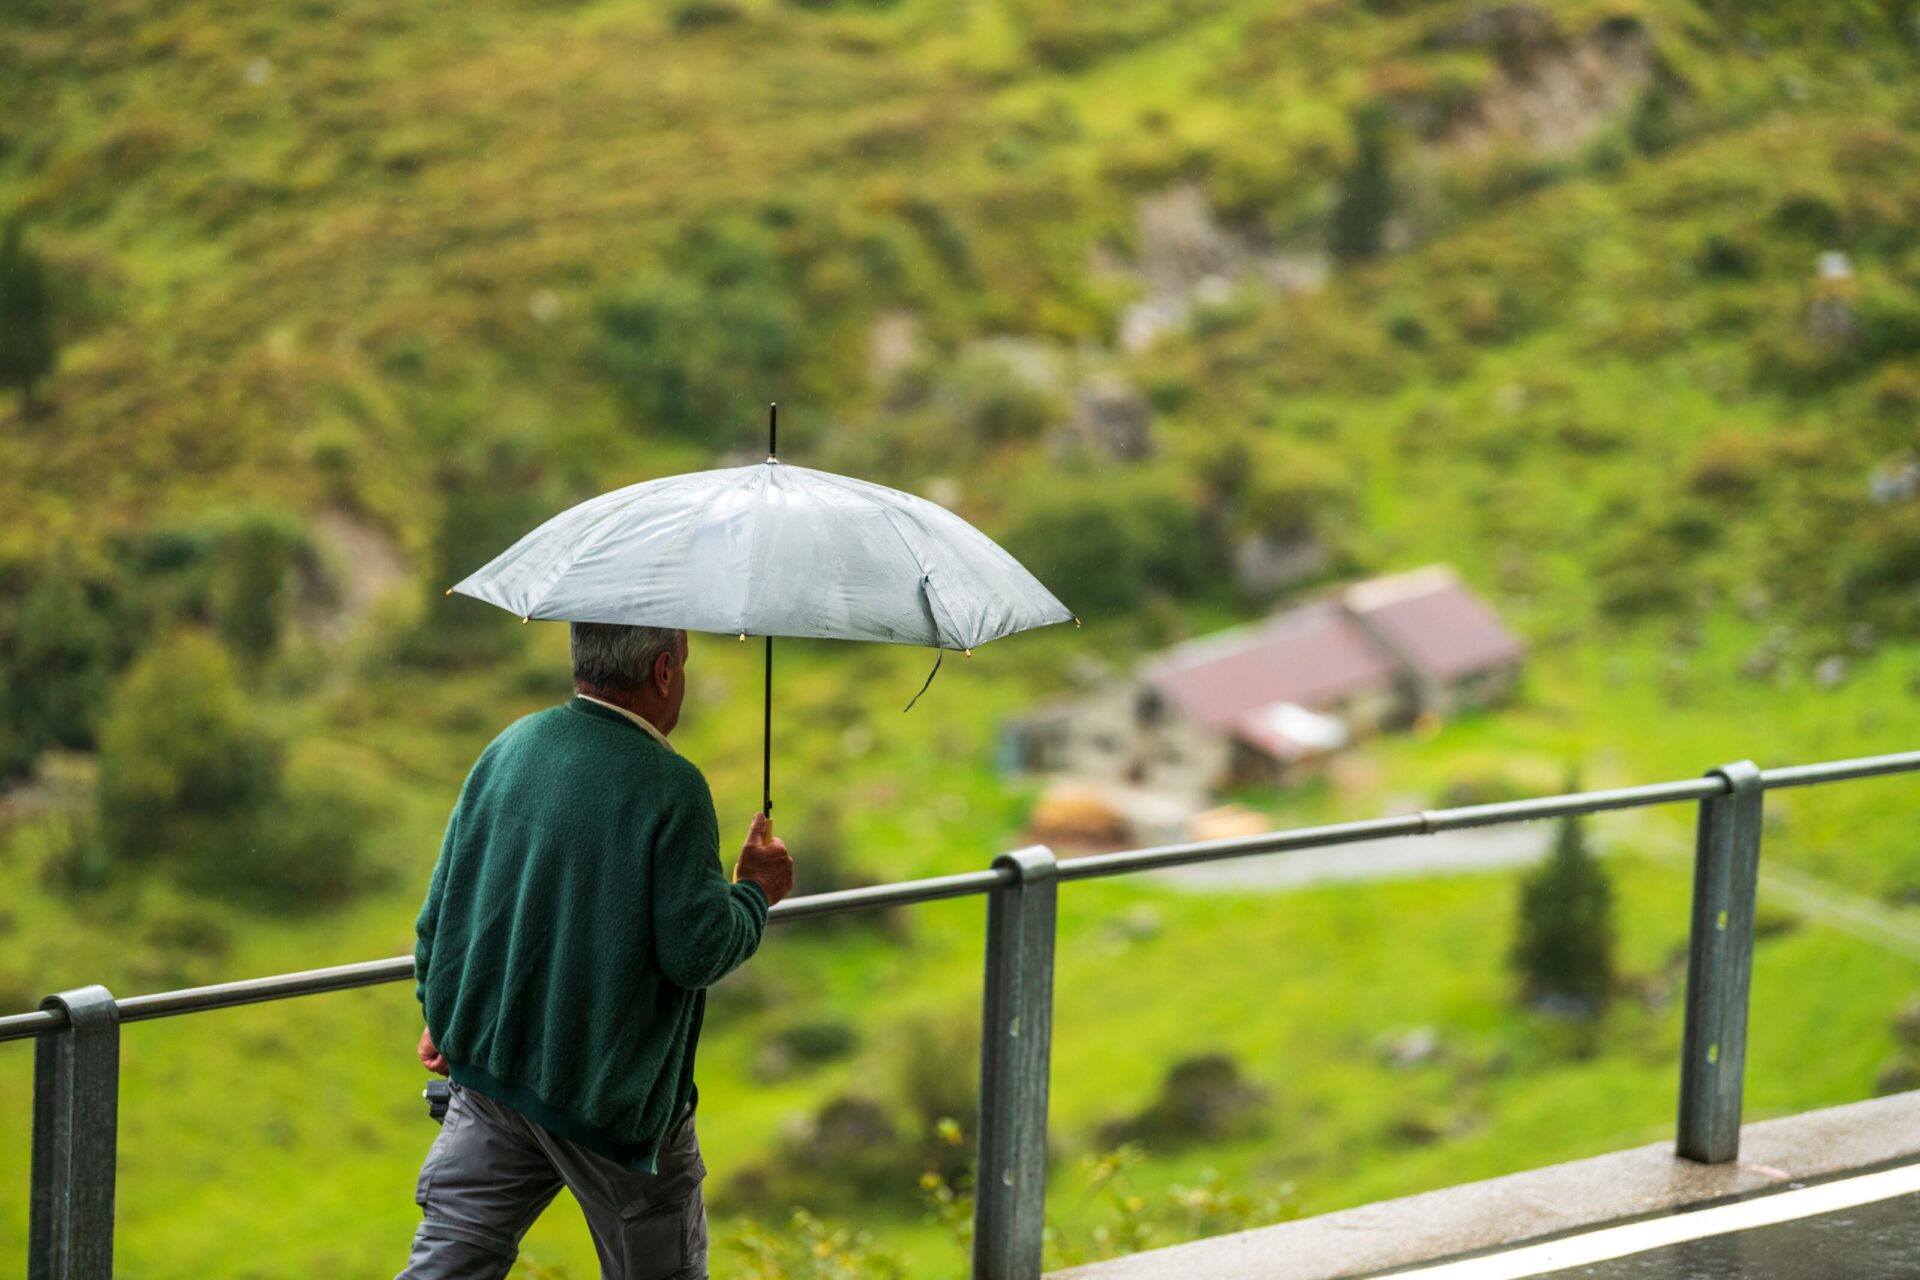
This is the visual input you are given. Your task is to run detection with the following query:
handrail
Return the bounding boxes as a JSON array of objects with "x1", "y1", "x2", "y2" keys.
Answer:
[
  {"x1": 5, "y1": 751, "x2": 1919, "y2": 1044},
  {"x1": 7, "y1": 747, "x2": 1920, "y2": 1280}
]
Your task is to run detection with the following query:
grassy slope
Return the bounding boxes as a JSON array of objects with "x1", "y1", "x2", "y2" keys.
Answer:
[{"x1": 6, "y1": 0, "x2": 1920, "y2": 1275}]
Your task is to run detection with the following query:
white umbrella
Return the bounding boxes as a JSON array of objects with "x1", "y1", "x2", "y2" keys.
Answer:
[{"x1": 452, "y1": 407, "x2": 1075, "y2": 816}]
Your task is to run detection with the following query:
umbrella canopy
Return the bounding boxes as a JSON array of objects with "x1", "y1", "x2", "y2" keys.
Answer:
[
  {"x1": 451, "y1": 424, "x2": 1073, "y2": 819},
  {"x1": 452, "y1": 460, "x2": 1072, "y2": 650}
]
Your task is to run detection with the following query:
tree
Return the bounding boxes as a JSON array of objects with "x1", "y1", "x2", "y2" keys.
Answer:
[
  {"x1": 1511, "y1": 810, "x2": 1616, "y2": 1014},
  {"x1": 595, "y1": 221, "x2": 802, "y2": 441},
  {"x1": 1003, "y1": 469, "x2": 1210, "y2": 617},
  {"x1": 405, "y1": 436, "x2": 557, "y2": 667},
  {"x1": 97, "y1": 631, "x2": 279, "y2": 866},
  {"x1": 211, "y1": 509, "x2": 306, "y2": 662},
  {"x1": 0, "y1": 220, "x2": 58, "y2": 413},
  {"x1": 1330, "y1": 106, "x2": 1394, "y2": 262},
  {"x1": 0, "y1": 566, "x2": 118, "y2": 775},
  {"x1": 96, "y1": 630, "x2": 369, "y2": 909}
]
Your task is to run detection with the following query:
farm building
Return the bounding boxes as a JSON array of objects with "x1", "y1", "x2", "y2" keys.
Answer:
[{"x1": 1004, "y1": 565, "x2": 1524, "y2": 798}]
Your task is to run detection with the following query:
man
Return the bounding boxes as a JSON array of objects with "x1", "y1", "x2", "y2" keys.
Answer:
[{"x1": 401, "y1": 622, "x2": 794, "y2": 1279}]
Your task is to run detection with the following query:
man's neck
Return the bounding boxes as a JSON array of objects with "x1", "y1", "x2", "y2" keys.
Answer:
[{"x1": 576, "y1": 688, "x2": 672, "y2": 740}]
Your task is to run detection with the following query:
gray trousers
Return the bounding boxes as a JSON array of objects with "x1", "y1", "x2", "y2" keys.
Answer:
[{"x1": 398, "y1": 1083, "x2": 708, "y2": 1280}]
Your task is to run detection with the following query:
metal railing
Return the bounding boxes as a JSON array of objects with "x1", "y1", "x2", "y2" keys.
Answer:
[{"x1": 6, "y1": 749, "x2": 1920, "y2": 1279}]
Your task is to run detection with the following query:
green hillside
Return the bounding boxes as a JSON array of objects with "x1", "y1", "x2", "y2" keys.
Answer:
[{"x1": 6, "y1": 0, "x2": 1920, "y2": 1275}]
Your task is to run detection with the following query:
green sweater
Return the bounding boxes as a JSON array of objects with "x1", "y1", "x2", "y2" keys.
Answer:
[{"x1": 414, "y1": 696, "x2": 769, "y2": 1171}]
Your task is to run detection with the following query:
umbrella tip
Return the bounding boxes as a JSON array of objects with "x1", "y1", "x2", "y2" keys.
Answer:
[
  {"x1": 444, "y1": 587, "x2": 454, "y2": 596},
  {"x1": 521, "y1": 616, "x2": 530, "y2": 624},
  {"x1": 1072, "y1": 616, "x2": 1082, "y2": 627},
  {"x1": 963, "y1": 647, "x2": 972, "y2": 658},
  {"x1": 738, "y1": 632, "x2": 746, "y2": 641}
]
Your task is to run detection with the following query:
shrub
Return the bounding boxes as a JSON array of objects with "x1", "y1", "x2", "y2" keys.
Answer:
[
  {"x1": 757, "y1": 1017, "x2": 862, "y2": 1080},
  {"x1": 0, "y1": 562, "x2": 121, "y2": 776},
  {"x1": 781, "y1": 1019, "x2": 860, "y2": 1063},
  {"x1": 670, "y1": 0, "x2": 743, "y2": 29},
  {"x1": 96, "y1": 631, "x2": 279, "y2": 867},
  {"x1": 1330, "y1": 105, "x2": 1394, "y2": 261},
  {"x1": 596, "y1": 223, "x2": 802, "y2": 441},
  {"x1": 405, "y1": 437, "x2": 558, "y2": 668},
  {"x1": 897, "y1": 1015, "x2": 978, "y2": 1183},
  {"x1": 724, "y1": 1210, "x2": 904, "y2": 1280},
  {"x1": 1694, "y1": 229, "x2": 1758, "y2": 280},
  {"x1": 1510, "y1": 811, "x2": 1615, "y2": 1014},
  {"x1": 0, "y1": 220, "x2": 58, "y2": 411},
  {"x1": 1687, "y1": 431, "x2": 1765, "y2": 500},
  {"x1": 934, "y1": 350, "x2": 1059, "y2": 447},
  {"x1": 1001, "y1": 470, "x2": 1210, "y2": 616},
  {"x1": 1772, "y1": 191, "x2": 1841, "y2": 240},
  {"x1": 1628, "y1": 81, "x2": 1679, "y2": 155},
  {"x1": 96, "y1": 632, "x2": 370, "y2": 911},
  {"x1": 732, "y1": 1094, "x2": 911, "y2": 1208},
  {"x1": 211, "y1": 509, "x2": 307, "y2": 663},
  {"x1": 1100, "y1": 1053, "x2": 1269, "y2": 1148}
]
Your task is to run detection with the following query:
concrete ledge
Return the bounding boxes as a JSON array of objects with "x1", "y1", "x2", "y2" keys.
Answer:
[{"x1": 1050, "y1": 1092, "x2": 1920, "y2": 1280}]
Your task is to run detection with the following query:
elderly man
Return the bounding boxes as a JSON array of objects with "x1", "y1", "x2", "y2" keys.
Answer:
[{"x1": 401, "y1": 622, "x2": 794, "y2": 1280}]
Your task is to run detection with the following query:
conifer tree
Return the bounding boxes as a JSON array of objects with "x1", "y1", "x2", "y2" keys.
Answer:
[
  {"x1": 0, "y1": 221, "x2": 58, "y2": 413},
  {"x1": 1511, "y1": 809, "x2": 1616, "y2": 1014},
  {"x1": 1330, "y1": 106, "x2": 1394, "y2": 261}
]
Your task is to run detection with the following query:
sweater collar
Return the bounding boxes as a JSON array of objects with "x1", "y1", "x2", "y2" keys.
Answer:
[{"x1": 570, "y1": 695, "x2": 676, "y2": 754}]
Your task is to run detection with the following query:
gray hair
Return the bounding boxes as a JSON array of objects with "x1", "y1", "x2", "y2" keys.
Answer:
[{"x1": 571, "y1": 622, "x2": 685, "y2": 695}]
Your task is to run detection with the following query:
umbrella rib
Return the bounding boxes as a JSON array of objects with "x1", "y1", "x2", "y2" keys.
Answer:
[
  {"x1": 517, "y1": 497, "x2": 648, "y2": 621},
  {"x1": 873, "y1": 502, "x2": 965, "y2": 650}
]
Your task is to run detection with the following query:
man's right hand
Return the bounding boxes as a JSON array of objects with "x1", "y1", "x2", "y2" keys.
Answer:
[{"x1": 735, "y1": 812, "x2": 793, "y2": 906}]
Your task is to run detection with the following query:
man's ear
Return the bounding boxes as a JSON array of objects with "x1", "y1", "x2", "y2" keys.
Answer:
[{"x1": 655, "y1": 649, "x2": 675, "y2": 695}]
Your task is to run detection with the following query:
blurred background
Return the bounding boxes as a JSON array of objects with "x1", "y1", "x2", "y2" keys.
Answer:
[{"x1": 5, "y1": 0, "x2": 1920, "y2": 1275}]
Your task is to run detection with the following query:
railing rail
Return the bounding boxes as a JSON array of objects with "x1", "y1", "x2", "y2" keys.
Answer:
[{"x1": 7, "y1": 749, "x2": 1920, "y2": 1279}]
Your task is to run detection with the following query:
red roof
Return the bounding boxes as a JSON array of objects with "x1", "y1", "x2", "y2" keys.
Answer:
[
  {"x1": 1343, "y1": 566, "x2": 1525, "y2": 683},
  {"x1": 1144, "y1": 601, "x2": 1399, "y2": 726}
]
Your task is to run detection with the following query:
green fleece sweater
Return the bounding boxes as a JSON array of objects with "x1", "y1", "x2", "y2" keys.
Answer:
[{"x1": 414, "y1": 696, "x2": 769, "y2": 1171}]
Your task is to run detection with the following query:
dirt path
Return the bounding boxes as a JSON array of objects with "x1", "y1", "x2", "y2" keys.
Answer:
[
  {"x1": 1148, "y1": 824, "x2": 1553, "y2": 891},
  {"x1": 1149, "y1": 814, "x2": 1920, "y2": 966}
]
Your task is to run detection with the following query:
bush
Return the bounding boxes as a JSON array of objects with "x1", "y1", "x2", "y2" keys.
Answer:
[
  {"x1": 97, "y1": 631, "x2": 280, "y2": 867},
  {"x1": 1330, "y1": 105, "x2": 1394, "y2": 261},
  {"x1": 596, "y1": 223, "x2": 802, "y2": 441},
  {"x1": 211, "y1": 508, "x2": 307, "y2": 663},
  {"x1": 1099, "y1": 1053, "x2": 1269, "y2": 1149},
  {"x1": 670, "y1": 0, "x2": 743, "y2": 29},
  {"x1": 1510, "y1": 811, "x2": 1615, "y2": 1014},
  {"x1": 724, "y1": 1210, "x2": 904, "y2": 1280},
  {"x1": 0, "y1": 220, "x2": 58, "y2": 411},
  {"x1": 1628, "y1": 81, "x2": 1679, "y2": 155},
  {"x1": 0, "y1": 561, "x2": 122, "y2": 776},
  {"x1": 757, "y1": 1017, "x2": 862, "y2": 1080},
  {"x1": 1001, "y1": 470, "x2": 1211, "y2": 616},
  {"x1": 96, "y1": 632, "x2": 370, "y2": 911},
  {"x1": 933, "y1": 350, "x2": 1059, "y2": 447},
  {"x1": 212, "y1": 753, "x2": 382, "y2": 911},
  {"x1": 732, "y1": 1093, "x2": 912, "y2": 1208},
  {"x1": 405, "y1": 437, "x2": 559, "y2": 668},
  {"x1": 897, "y1": 1015, "x2": 978, "y2": 1183}
]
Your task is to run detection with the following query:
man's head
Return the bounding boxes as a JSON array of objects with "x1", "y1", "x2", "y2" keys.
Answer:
[{"x1": 571, "y1": 622, "x2": 690, "y2": 735}]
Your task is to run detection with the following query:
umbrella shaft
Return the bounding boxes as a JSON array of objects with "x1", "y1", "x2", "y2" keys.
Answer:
[{"x1": 762, "y1": 634, "x2": 773, "y2": 819}]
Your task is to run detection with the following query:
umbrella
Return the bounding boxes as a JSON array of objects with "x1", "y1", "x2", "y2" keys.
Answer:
[{"x1": 451, "y1": 406, "x2": 1075, "y2": 818}]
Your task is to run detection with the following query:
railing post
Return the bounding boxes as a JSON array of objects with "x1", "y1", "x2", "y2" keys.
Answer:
[
  {"x1": 973, "y1": 846, "x2": 1058, "y2": 1280},
  {"x1": 29, "y1": 984, "x2": 120, "y2": 1280},
  {"x1": 1677, "y1": 761, "x2": 1763, "y2": 1163}
]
